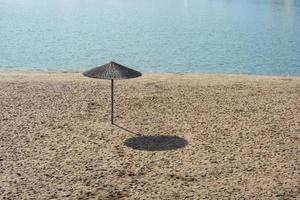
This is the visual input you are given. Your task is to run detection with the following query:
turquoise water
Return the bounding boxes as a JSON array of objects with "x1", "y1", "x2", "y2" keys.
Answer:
[{"x1": 1, "y1": 0, "x2": 300, "y2": 75}]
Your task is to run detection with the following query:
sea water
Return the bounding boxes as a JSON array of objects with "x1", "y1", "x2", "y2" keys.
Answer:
[{"x1": 0, "y1": 0, "x2": 300, "y2": 75}]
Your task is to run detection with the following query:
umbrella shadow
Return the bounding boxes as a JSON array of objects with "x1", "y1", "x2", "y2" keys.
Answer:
[{"x1": 113, "y1": 124, "x2": 188, "y2": 151}]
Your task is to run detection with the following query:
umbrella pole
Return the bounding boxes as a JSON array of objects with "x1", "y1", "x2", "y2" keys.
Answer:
[{"x1": 111, "y1": 79, "x2": 114, "y2": 124}]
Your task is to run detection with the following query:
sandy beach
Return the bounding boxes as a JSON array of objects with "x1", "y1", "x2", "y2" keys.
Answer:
[{"x1": 0, "y1": 72, "x2": 299, "y2": 199}]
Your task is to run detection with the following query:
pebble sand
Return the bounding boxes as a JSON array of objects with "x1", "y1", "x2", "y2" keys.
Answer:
[{"x1": 0, "y1": 72, "x2": 299, "y2": 199}]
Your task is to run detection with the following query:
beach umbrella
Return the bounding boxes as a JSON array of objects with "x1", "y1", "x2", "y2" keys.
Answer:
[{"x1": 83, "y1": 61, "x2": 142, "y2": 124}]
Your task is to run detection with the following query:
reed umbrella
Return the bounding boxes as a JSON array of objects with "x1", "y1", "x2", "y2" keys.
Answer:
[{"x1": 83, "y1": 61, "x2": 142, "y2": 124}]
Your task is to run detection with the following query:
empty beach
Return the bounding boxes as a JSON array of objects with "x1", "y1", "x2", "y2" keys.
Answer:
[{"x1": 0, "y1": 72, "x2": 299, "y2": 199}]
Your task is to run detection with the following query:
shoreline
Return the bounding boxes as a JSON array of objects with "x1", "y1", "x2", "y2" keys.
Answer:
[{"x1": 1, "y1": 71, "x2": 300, "y2": 79}]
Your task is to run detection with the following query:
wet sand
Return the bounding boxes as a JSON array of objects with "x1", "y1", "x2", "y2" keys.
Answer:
[{"x1": 0, "y1": 72, "x2": 299, "y2": 199}]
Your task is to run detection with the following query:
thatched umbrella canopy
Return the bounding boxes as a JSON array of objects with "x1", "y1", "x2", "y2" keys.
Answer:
[
  {"x1": 83, "y1": 61, "x2": 142, "y2": 80},
  {"x1": 83, "y1": 61, "x2": 142, "y2": 124}
]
